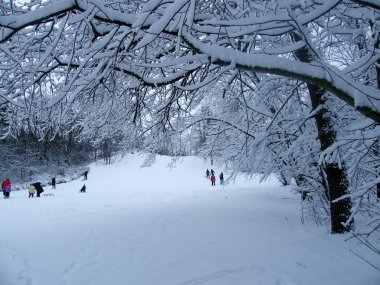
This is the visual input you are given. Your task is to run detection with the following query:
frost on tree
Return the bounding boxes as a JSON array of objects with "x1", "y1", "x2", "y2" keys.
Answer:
[{"x1": 1, "y1": 0, "x2": 380, "y2": 235}]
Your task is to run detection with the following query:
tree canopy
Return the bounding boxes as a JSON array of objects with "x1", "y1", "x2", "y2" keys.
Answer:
[{"x1": 1, "y1": 0, "x2": 380, "y2": 236}]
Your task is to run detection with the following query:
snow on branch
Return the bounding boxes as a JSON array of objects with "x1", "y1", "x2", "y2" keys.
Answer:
[{"x1": 182, "y1": 30, "x2": 380, "y2": 123}]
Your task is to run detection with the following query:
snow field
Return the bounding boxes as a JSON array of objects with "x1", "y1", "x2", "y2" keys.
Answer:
[{"x1": 0, "y1": 154, "x2": 379, "y2": 285}]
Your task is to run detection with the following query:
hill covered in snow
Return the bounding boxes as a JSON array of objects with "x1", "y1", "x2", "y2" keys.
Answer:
[{"x1": 0, "y1": 154, "x2": 378, "y2": 285}]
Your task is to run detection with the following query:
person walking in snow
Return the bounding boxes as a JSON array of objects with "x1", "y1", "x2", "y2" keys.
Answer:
[
  {"x1": 211, "y1": 169, "x2": 215, "y2": 176},
  {"x1": 206, "y1": 169, "x2": 210, "y2": 179},
  {"x1": 83, "y1": 170, "x2": 88, "y2": 180},
  {"x1": 52, "y1": 177, "x2": 56, "y2": 189},
  {"x1": 219, "y1": 172, "x2": 224, "y2": 185},
  {"x1": 28, "y1": 183, "x2": 36, "y2": 198},
  {"x1": 2, "y1": 178, "x2": 11, "y2": 199},
  {"x1": 211, "y1": 174, "x2": 216, "y2": 186}
]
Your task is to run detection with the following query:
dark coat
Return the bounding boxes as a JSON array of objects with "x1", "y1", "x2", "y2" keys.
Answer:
[
  {"x1": 52, "y1": 177, "x2": 56, "y2": 186},
  {"x1": 33, "y1": 182, "x2": 44, "y2": 194}
]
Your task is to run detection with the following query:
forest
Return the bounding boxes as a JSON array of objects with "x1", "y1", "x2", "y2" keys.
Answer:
[{"x1": 0, "y1": 0, "x2": 379, "y2": 246}]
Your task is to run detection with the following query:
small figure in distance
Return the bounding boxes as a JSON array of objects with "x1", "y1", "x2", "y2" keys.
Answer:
[
  {"x1": 52, "y1": 177, "x2": 56, "y2": 189},
  {"x1": 79, "y1": 185, "x2": 86, "y2": 193},
  {"x1": 211, "y1": 169, "x2": 215, "y2": 176},
  {"x1": 83, "y1": 170, "x2": 88, "y2": 180},
  {"x1": 206, "y1": 169, "x2": 210, "y2": 179},
  {"x1": 211, "y1": 174, "x2": 216, "y2": 186},
  {"x1": 1, "y1": 178, "x2": 10, "y2": 199},
  {"x1": 219, "y1": 172, "x2": 224, "y2": 185},
  {"x1": 2, "y1": 179, "x2": 11, "y2": 199},
  {"x1": 28, "y1": 183, "x2": 36, "y2": 198},
  {"x1": 34, "y1": 182, "x2": 44, "y2": 197}
]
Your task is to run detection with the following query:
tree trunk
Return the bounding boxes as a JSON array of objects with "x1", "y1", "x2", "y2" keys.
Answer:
[
  {"x1": 293, "y1": 34, "x2": 353, "y2": 233},
  {"x1": 308, "y1": 84, "x2": 353, "y2": 233}
]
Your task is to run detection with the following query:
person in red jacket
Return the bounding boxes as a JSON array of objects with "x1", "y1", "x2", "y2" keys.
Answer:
[
  {"x1": 2, "y1": 178, "x2": 11, "y2": 199},
  {"x1": 211, "y1": 174, "x2": 216, "y2": 186}
]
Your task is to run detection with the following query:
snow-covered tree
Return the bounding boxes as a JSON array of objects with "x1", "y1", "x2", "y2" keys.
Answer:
[{"x1": 1, "y1": 0, "x2": 380, "y2": 234}]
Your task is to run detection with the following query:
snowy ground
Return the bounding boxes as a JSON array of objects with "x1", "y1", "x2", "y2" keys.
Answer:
[{"x1": 0, "y1": 154, "x2": 379, "y2": 285}]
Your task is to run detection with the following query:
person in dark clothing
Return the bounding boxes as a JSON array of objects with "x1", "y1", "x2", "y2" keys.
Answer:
[
  {"x1": 79, "y1": 185, "x2": 86, "y2": 193},
  {"x1": 83, "y1": 171, "x2": 88, "y2": 180},
  {"x1": 33, "y1": 182, "x2": 44, "y2": 197},
  {"x1": 219, "y1": 172, "x2": 224, "y2": 185},
  {"x1": 206, "y1": 169, "x2": 210, "y2": 179},
  {"x1": 211, "y1": 169, "x2": 215, "y2": 176},
  {"x1": 52, "y1": 177, "x2": 56, "y2": 189}
]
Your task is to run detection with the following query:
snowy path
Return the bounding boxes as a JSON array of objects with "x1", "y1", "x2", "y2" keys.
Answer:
[{"x1": 0, "y1": 155, "x2": 379, "y2": 285}]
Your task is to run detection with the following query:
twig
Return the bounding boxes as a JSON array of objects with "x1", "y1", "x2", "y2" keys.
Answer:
[{"x1": 349, "y1": 249, "x2": 380, "y2": 271}]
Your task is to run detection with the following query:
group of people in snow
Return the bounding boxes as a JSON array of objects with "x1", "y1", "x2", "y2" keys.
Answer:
[
  {"x1": 28, "y1": 182, "x2": 45, "y2": 198},
  {"x1": 206, "y1": 169, "x2": 224, "y2": 186},
  {"x1": 2, "y1": 170, "x2": 89, "y2": 199},
  {"x1": 28, "y1": 177, "x2": 59, "y2": 198}
]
